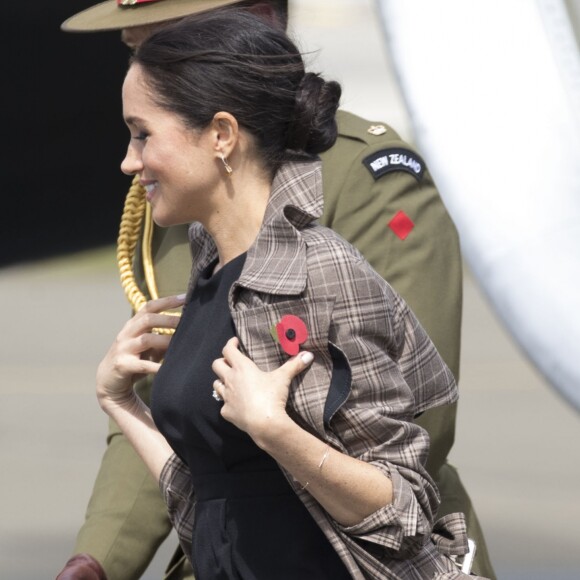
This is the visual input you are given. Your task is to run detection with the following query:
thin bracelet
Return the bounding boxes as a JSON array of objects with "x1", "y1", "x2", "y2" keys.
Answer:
[
  {"x1": 318, "y1": 444, "x2": 331, "y2": 470},
  {"x1": 299, "y1": 445, "x2": 331, "y2": 492}
]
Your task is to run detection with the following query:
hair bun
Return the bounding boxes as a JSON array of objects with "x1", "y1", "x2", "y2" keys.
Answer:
[{"x1": 286, "y1": 72, "x2": 342, "y2": 155}]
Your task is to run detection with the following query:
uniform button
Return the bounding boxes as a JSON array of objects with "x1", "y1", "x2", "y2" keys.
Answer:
[{"x1": 368, "y1": 125, "x2": 387, "y2": 136}]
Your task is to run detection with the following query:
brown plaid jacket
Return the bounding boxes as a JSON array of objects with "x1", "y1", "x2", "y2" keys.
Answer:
[{"x1": 159, "y1": 160, "x2": 487, "y2": 579}]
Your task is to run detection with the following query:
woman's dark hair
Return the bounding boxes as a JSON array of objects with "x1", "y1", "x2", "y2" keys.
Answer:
[{"x1": 131, "y1": 9, "x2": 341, "y2": 175}]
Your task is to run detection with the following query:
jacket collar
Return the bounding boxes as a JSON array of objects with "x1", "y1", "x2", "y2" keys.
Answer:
[{"x1": 188, "y1": 158, "x2": 323, "y2": 296}]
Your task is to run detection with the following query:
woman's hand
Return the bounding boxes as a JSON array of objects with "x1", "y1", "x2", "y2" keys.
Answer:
[
  {"x1": 211, "y1": 337, "x2": 313, "y2": 443},
  {"x1": 212, "y1": 338, "x2": 393, "y2": 527},
  {"x1": 96, "y1": 294, "x2": 185, "y2": 412}
]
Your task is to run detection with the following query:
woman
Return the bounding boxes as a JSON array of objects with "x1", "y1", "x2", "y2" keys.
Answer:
[{"x1": 98, "y1": 9, "x2": 483, "y2": 579}]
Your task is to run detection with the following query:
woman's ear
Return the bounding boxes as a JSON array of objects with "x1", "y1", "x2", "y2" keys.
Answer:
[
  {"x1": 211, "y1": 112, "x2": 239, "y2": 159},
  {"x1": 246, "y1": 2, "x2": 283, "y2": 30}
]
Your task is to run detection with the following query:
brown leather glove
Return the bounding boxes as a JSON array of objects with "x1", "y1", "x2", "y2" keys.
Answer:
[{"x1": 56, "y1": 554, "x2": 107, "y2": 580}]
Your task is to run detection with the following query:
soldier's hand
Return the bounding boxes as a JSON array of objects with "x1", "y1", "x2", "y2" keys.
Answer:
[{"x1": 56, "y1": 554, "x2": 107, "y2": 580}]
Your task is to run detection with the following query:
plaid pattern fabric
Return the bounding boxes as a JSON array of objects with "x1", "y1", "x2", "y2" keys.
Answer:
[{"x1": 159, "y1": 160, "x2": 487, "y2": 578}]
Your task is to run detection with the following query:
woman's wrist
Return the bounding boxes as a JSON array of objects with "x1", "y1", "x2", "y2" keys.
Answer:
[
  {"x1": 249, "y1": 410, "x2": 297, "y2": 452},
  {"x1": 97, "y1": 386, "x2": 141, "y2": 417}
]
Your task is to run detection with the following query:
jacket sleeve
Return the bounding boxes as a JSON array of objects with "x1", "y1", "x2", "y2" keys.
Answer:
[
  {"x1": 317, "y1": 249, "x2": 458, "y2": 558},
  {"x1": 158, "y1": 453, "x2": 195, "y2": 564},
  {"x1": 73, "y1": 377, "x2": 174, "y2": 580},
  {"x1": 319, "y1": 112, "x2": 462, "y2": 477}
]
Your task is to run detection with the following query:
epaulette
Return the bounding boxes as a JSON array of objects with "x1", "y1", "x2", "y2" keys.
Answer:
[{"x1": 336, "y1": 110, "x2": 402, "y2": 146}]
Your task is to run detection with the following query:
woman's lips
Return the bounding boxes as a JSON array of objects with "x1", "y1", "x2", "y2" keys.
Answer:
[{"x1": 142, "y1": 182, "x2": 157, "y2": 202}]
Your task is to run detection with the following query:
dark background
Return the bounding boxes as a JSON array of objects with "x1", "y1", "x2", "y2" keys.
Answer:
[{"x1": 1, "y1": 1, "x2": 131, "y2": 266}]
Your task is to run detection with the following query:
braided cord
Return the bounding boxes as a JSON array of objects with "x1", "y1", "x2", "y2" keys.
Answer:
[
  {"x1": 117, "y1": 176, "x2": 148, "y2": 312},
  {"x1": 116, "y1": 176, "x2": 177, "y2": 335}
]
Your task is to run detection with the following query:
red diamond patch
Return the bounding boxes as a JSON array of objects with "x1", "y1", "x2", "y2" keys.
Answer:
[{"x1": 388, "y1": 210, "x2": 414, "y2": 240}]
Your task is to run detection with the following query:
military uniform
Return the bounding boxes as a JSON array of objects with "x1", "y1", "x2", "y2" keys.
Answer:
[{"x1": 73, "y1": 111, "x2": 495, "y2": 579}]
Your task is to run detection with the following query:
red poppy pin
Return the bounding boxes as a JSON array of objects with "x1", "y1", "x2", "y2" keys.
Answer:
[{"x1": 270, "y1": 315, "x2": 308, "y2": 356}]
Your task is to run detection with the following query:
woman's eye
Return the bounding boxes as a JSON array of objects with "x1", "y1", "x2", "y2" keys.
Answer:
[{"x1": 132, "y1": 132, "x2": 148, "y2": 141}]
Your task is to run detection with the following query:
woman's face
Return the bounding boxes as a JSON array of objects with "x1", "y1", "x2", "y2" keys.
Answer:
[{"x1": 121, "y1": 64, "x2": 220, "y2": 227}]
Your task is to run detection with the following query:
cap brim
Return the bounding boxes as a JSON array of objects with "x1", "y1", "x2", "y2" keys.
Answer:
[{"x1": 61, "y1": 0, "x2": 239, "y2": 32}]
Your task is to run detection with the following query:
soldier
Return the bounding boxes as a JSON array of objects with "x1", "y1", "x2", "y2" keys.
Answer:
[{"x1": 57, "y1": 1, "x2": 495, "y2": 579}]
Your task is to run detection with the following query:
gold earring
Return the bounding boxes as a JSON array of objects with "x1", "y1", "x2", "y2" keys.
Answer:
[{"x1": 220, "y1": 153, "x2": 233, "y2": 176}]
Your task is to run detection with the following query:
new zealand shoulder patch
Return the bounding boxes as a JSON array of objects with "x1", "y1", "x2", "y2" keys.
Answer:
[{"x1": 363, "y1": 147, "x2": 425, "y2": 181}]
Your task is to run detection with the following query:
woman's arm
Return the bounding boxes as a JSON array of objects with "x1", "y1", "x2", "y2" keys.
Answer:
[
  {"x1": 255, "y1": 411, "x2": 392, "y2": 527},
  {"x1": 99, "y1": 395, "x2": 174, "y2": 482},
  {"x1": 212, "y1": 337, "x2": 393, "y2": 527},
  {"x1": 96, "y1": 294, "x2": 185, "y2": 482}
]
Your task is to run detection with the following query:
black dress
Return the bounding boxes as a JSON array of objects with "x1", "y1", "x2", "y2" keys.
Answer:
[{"x1": 151, "y1": 254, "x2": 350, "y2": 580}]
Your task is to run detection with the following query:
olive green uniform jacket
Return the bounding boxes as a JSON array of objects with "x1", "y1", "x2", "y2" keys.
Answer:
[{"x1": 73, "y1": 111, "x2": 495, "y2": 579}]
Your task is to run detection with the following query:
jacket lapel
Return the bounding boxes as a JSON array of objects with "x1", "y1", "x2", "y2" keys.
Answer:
[{"x1": 187, "y1": 159, "x2": 333, "y2": 435}]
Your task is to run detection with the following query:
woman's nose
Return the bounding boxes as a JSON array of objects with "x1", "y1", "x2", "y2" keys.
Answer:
[{"x1": 121, "y1": 144, "x2": 142, "y2": 176}]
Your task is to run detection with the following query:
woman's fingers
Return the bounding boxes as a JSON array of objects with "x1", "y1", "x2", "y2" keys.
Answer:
[
  {"x1": 221, "y1": 337, "x2": 241, "y2": 361},
  {"x1": 213, "y1": 338, "x2": 314, "y2": 386},
  {"x1": 136, "y1": 294, "x2": 186, "y2": 331},
  {"x1": 134, "y1": 333, "x2": 173, "y2": 361},
  {"x1": 212, "y1": 337, "x2": 240, "y2": 379},
  {"x1": 114, "y1": 355, "x2": 162, "y2": 377},
  {"x1": 134, "y1": 312, "x2": 181, "y2": 333},
  {"x1": 96, "y1": 295, "x2": 185, "y2": 411},
  {"x1": 211, "y1": 356, "x2": 230, "y2": 379},
  {"x1": 276, "y1": 351, "x2": 314, "y2": 382},
  {"x1": 140, "y1": 294, "x2": 186, "y2": 314},
  {"x1": 119, "y1": 295, "x2": 185, "y2": 339},
  {"x1": 212, "y1": 379, "x2": 225, "y2": 402}
]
